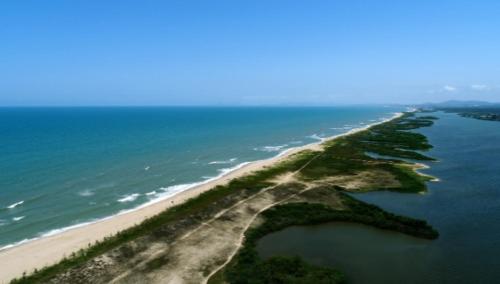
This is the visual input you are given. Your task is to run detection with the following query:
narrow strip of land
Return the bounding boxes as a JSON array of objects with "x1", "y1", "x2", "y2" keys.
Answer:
[{"x1": 7, "y1": 112, "x2": 441, "y2": 284}]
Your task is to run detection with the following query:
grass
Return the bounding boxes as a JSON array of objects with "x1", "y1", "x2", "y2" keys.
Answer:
[{"x1": 238, "y1": 255, "x2": 346, "y2": 284}]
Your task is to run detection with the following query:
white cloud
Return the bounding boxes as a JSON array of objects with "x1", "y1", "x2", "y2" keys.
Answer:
[
  {"x1": 470, "y1": 84, "x2": 489, "y2": 91},
  {"x1": 443, "y1": 85, "x2": 457, "y2": 92}
]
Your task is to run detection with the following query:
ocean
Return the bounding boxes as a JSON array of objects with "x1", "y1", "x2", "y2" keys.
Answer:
[{"x1": 0, "y1": 106, "x2": 403, "y2": 249}]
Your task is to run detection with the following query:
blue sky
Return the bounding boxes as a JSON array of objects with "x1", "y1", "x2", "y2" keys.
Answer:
[{"x1": 1, "y1": 0, "x2": 499, "y2": 106}]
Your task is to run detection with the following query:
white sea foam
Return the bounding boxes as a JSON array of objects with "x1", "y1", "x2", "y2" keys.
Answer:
[
  {"x1": 208, "y1": 158, "x2": 238, "y2": 165},
  {"x1": 40, "y1": 217, "x2": 114, "y2": 239},
  {"x1": 7, "y1": 201, "x2": 24, "y2": 209},
  {"x1": 217, "y1": 162, "x2": 251, "y2": 175},
  {"x1": 145, "y1": 191, "x2": 157, "y2": 196},
  {"x1": 0, "y1": 219, "x2": 7, "y2": 226},
  {"x1": 157, "y1": 184, "x2": 196, "y2": 197},
  {"x1": 137, "y1": 162, "x2": 252, "y2": 209},
  {"x1": 12, "y1": 216, "x2": 25, "y2": 222},
  {"x1": 144, "y1": 166, "x2": 150, "y2": 171},
  {"x1": 0, "y1": 238, "x2": 32, "y2": 251},
  {"x1": 117, "y1": 193, "x2": 140, "y2": 203},
  {"x1": 1, "y1": 214, "x2": 131, "y2": 251},
  {"x1": 254, "y1": 144, "x2": 288, "y2": 152}
]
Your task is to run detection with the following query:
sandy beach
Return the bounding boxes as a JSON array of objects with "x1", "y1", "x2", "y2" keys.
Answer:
[{"x1": 0, "y1": 113, "x2": 402, "y2": 283}]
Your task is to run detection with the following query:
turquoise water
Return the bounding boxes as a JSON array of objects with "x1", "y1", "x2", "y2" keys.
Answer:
[
  {"x1": 257, "y1": 111, "x2": 500, "y2": 283},
  {"x1": 0, "y1": 106, "x2": 402, "y2": 249}
]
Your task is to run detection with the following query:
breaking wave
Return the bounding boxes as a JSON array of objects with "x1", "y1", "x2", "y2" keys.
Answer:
[
  {"x1": 7, "y1": 201, "x2": 24, "y2": 209},
  {"x1": 117, "y1": 193, "x2": 140, "y2": 203},
  {"x1": 208, "y1": 158, "x2": 238, "y2": 165},
  {"x1": 254, "y1": 144, "x2": 288, "y2": 152}
]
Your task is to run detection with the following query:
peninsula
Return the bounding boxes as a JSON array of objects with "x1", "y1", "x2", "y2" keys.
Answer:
[{"x1": 5, "y1": 112, "x2": 439, "y2": 284}]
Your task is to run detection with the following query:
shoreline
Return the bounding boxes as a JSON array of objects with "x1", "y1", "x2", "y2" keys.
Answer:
[{"x1": 0, "y1": 112, "x2": 403, "y2": 283}]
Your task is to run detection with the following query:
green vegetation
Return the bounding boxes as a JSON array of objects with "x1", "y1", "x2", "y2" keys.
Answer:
[
  {"x1": 255, "y1": 190, "x2": 439, "y2": 240},
  {"x1": 298, "y1": 114, "x2": 435, "y2": 192},
  {"x1": 418, "y1": 115, "x2": 439, "y2": 120},
  {"x1": 220, "y1": 192, "x2": 436, "y2": 284},
  {"x1": 234, "y1": 255, "x2": 345, "y2": 284},
  {"x1": 440, "y1": 107, "x2": 500, "y2": 121},
  {"x1": 12, "y1": 112, "x2": 439, "y2": 283},
  {"x1": 349, "y1": 115, "x2": 435, "y2": 161},
  {"x1": 340, "y1": 193, "x2": 438, "y2": 238}
]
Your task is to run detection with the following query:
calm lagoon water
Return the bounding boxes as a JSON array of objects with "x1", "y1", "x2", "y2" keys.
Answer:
[
  {"x1": 257, "y1": 112, "x2": 500, "y2": 283},
  {"x1": 0, "y1": 106, "x2": 402, "y2": 249},
  {"x1": 257, "y1": 222, "x2": 431, "y2": 284}
]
